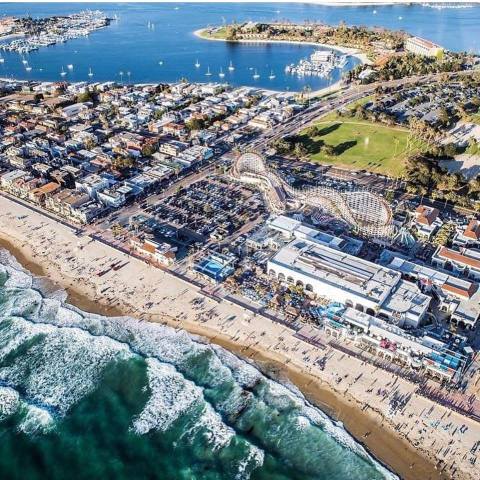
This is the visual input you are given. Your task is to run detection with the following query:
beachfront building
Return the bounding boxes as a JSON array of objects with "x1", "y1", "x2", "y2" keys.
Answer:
[
  {"x1": 130, "y1": 237, "x2": 177, "y2": 266},
  {"x1": 194, "y1": 251, "x2": 236, "y2": 283},
  {"x1": 45, "y1": 188, "x2": 104, "y2": 224},
  {"x1": 329, "y1": 307, "x2": 465, "y2": 382},
  {"x1": 267, "y1": 238, "x2": 430, "y2": 328},
  {"x1": 405, "y1": 36, "x2": 443, "y2": 57}
]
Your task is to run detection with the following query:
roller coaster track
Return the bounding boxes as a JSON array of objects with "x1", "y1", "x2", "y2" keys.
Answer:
[{"x1": 232, "y1": 152, "x2": 393, "y2": 239}]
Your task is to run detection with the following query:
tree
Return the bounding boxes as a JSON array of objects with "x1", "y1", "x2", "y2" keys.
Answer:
[
  {"x1": 293, "y1": 142, "x2": 308, "y2": 159},
  {"x1": 321, "y1": 143, "x2": 336, "y2": 157},
  {"x1": 186, "y1": 118, "x2": 206, "y2": 131},
  {"x1": 76, "y1": 91, "x2": 93, "y2": 103},
  {"x1": 141, "y1": 144, "x2": 156, "y2": 157}
]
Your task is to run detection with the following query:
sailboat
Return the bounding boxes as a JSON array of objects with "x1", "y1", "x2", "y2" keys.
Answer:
[
  {"x1": 25, "y1": 63, "x2": 32, "y2": 72},
  {"x1": 22, "y1": 57, "x2": 28, "y2": 65},
  {"x1": 253, "y1": 69, "x2": 260, "y2": 79},
  {"x1": 205, "y1": 66, "x2": 212, "y2": 76},
  {"x1": 67, "y1": 64, "x2": 74, "y2": 70},
  {"x1": 219, "y1": 67, "x2": 225, "y2": 78},
  {"x1": 228, "y1": 60, "x2": 235, "y2": 71},
  {"x1": 60, "y1": 66, "x2": 67, "y2": 76},
  {"x1": 158, "y1": 60, "x2": 164, "y2": 65},
  {"x1": 195, "y1": 59, "x2": 200, "y2": 68},
  {"x1": 269, "y1": 70, "x2": 276, "y2": 80},
  {"x1": 0, "y1": 55, "x2": 4, "y2": 64},
  {"x1": 88, "y1": 67, "x2": 94, "y2": 77}
]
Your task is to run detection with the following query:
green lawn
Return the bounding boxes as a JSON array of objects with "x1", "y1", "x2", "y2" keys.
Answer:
[
  {"x1": 298, "y1": 113, "x2": 417, "y2": 177},
  {"x1": 200, "y1": 27, "x2": 227, "y2": 39}
]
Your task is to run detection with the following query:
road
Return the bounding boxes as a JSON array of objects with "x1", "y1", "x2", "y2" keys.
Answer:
[{"x1": 248, "y1": 70, "x2": 477, "y2": 152}]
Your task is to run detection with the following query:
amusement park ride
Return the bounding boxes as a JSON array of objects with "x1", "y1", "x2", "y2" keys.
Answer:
[{"x1": 231, "y1": 151, "x2": 394, "y2": 240}]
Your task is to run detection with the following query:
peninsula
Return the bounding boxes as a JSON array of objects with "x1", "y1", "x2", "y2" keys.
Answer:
[{"x1": 197, "y1": 22, "x2": 478, "y2": 83}]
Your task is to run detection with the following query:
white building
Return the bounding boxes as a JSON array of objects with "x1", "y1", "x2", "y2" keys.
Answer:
[
  {"x1": 385, "y1": 253, "x2": 480, "y2": 330},
  {"x1": 268, "y1": 238, "x2": 429, "y2": 328},
  {"x1": 432, "y1": 246, "x2": 480, "y2": 282},
  {"x1": 75, "y1": 174, "x2": 110, "y2": 199},
  {"x1": 405, "y1": 36, "x2": 443, "y2": 57}
]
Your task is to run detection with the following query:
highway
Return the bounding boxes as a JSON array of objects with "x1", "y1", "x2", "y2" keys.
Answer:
[{"x1": 247, "y1": 70, "x2": 477, "y2": 152}]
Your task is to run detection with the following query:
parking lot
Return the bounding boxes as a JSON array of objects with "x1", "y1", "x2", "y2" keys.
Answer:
[{"x1": 143, "y1": 176, "x2": 266, "y2": 242}]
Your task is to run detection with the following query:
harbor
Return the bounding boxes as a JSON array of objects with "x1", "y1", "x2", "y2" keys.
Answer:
[
  {"x1": 285, "y1": 49, "x2": 349, "y2": 77},
  {"x1": 0, "y1": 10, "x2": 110, "y2": 54}
]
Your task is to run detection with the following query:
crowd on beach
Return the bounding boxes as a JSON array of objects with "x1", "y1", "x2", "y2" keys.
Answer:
[{"x1": 1, "y1": 201, "x2": 480, "y2": 480}]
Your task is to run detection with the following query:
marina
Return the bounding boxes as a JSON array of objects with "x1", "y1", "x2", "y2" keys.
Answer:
[
  {"x1": 285, "y1": 49, "x2": 349, "y2": 77},
  {"x1": 0, "y1": 3, "x2": 476, "y2": 91},
  {"x1": 0, "y1": 10, "x2": 110, "y2": 54}
]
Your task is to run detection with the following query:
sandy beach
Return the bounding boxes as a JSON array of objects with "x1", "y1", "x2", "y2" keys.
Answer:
[
  {"x1": 193, "y1": 28, "x2": 371, "y2": 66},
  {"x1": 1, "y1": 194, "x2": 479, "y2": 480},
  {"x1": 193, "y1": 28, "x2": 369, "y2": 97}
]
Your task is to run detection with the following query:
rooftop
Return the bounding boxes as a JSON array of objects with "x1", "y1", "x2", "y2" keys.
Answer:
[{"x1": 270, "y1": 239, "x2": 400, "y2": 304}]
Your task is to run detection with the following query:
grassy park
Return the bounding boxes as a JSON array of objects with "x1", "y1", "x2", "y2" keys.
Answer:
[{"x1": 297, "y1": 111, "x2": 419, "y2": 177}]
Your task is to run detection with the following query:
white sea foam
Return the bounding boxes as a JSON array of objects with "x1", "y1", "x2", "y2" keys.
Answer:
[
  {"x1": 133, "y1": 358, "x2": 234, "y2": 452},
  {"x1": 17, "y1": 404, "x2": 55, "y2": 435},
  {"x1": 195, "y1": 403, "x2": 235, "y2": 451},
  {"x1": 0, "y1": 386, "x2": 20, "y2": 420},
  {"x1": 0, "y1": 251, "x2": 397, "y2": 479},
  {"x1": 4, "y1": 266, "x2": 32, "y2": 290},
  {"x1": 0, "y1": 321, "x2": 131, "y2": 415},
  {"x1": 132, "y1": 358, "x2": 201, "y2": 435},
  {"x1": 212, "y1": 345, "x2": 262, "y2": 388},
  {"x1": 235, "y1": 444, "x2": 265, "y2": 480},
  {"x1": 0, "y1": 316, "x2": 55, "y2": 363}
]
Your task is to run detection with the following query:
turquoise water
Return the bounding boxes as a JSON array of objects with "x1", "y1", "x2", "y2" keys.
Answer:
[
  {"x1": 0, "y1": 250, "x2": 396, "y2": 480},
  {"x1": 0, "y1": 2, "x2": 479, "y2": 91}
]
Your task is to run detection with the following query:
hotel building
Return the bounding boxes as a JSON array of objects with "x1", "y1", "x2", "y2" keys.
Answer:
[{"x1": 405, "y1": 36, "x2": 444, "y2": 57}]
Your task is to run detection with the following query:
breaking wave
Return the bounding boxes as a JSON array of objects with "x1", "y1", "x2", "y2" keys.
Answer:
[{"x1": 0, "y1": 249, "x2": 397, "y2": 480}]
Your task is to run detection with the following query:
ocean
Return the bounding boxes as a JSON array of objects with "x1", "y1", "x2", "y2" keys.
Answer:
[
  {"x1": 0, "y1": 249, "x2": 397, "y2": 480},
  {"x1": 0, "y1": 2, "x2": 479, "y2": 91}
]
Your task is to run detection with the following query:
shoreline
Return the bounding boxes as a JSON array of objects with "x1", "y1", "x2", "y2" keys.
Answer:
[
  {"x1": 193, "y1": 28, "x2": 371, "y2": 66},
  {"x1": 0, "y1": 196, "x2": 467, "y2": 480},
  {"x1": 0, "y1": 235, "x2": 431, "y2": 480},
  {"x1": 193, "y1": 28, "x2": 369, "y2": 96}
]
